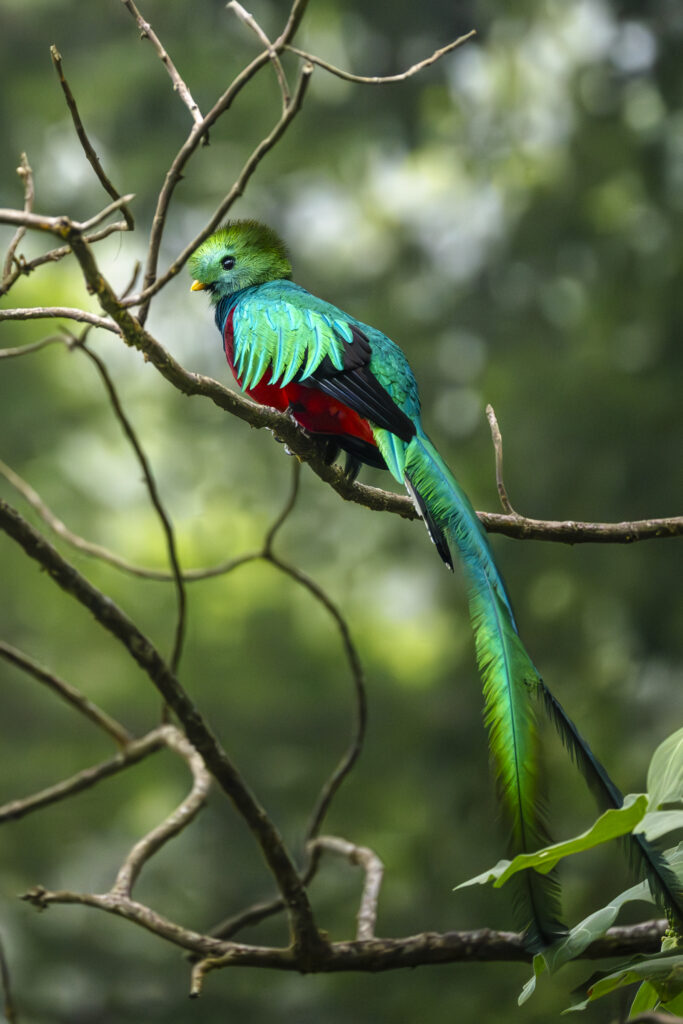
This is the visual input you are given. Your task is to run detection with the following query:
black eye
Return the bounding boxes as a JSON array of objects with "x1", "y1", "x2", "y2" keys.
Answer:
[{"x1": 221, "y1": 256, "x2": 235, "y2": 271}]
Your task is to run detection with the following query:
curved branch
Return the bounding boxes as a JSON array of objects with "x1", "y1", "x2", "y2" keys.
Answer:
[
  {"x1": 0, "y1": 307, "x2": 118, "y2": 332},
  {"x1": 188, "y1": 920, "x2": 667, "y2": 992},
  {"x1": 111, "y1": 727, "x2": 211, "y2": 897},
  {"x1": 285, "y1": 30, "x2": 476, "y2": 85},
  {"x1": 121, "y1": 0, "x2": 203, "y2": 125},
  {"x1": 0, "y1": 640, "x2": 131, "y2": 746},
  {"x1": 129, "y1": 60, "x2": 313, "y2": 318},
  {"x1": 0, "y1": 729, "x2": 166, "y2": 823},
  {"x1": 130, "y1": 0, "x2": 311, "y2": 323},
  {"x1": 50, "y1": 47, "x2": 134, "y2": 229},
  {"x1": 0, "y1": 497, "x2": 322, "y2": 959},
  {"x1": 77, "y1": 341, "x2": 187, "y2": 676},
  {"x1": 0, "y1": 222, "x2": 127, "y2": 298}
]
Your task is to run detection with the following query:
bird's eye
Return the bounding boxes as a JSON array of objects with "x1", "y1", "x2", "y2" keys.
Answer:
[{"x1": 221, "y1": 256, "x2": 235, "y2": 271}]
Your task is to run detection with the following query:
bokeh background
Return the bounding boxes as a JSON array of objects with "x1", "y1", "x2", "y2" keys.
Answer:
[{"x1": 1, "y1": 0, "x2": 681, "y2": 1021}]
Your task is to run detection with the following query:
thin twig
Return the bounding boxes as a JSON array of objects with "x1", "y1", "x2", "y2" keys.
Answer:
[
  {"x1": 262, "y1": 459, "x2": 301, "y2": 553},
  {"x1": 274, "y1": 0, "x2": 309, "y2": 45},
  {"x1": 22, "y1": 885, "x2": 230, "y2": 957},
  {"x1": 50, "y1": 47, "x2": 134, "y2": 229},
  {"x1": 76, "y1": 341, "x2": 187, "y2": 677},
  {"x1": 120, "y1": 0, "x2": 203, "y2": 126},
  {"x1": 128, "y1": 60, "x2": 313, "y2": 319},
  {"x1": 0, "y1": 498, "x2": 322, "y2": 958},
  {"x1": 129, "y1": 0, "x2": 310, "y2": 324},
  {"x1": 0, "y1": 196, "x2": 133, "y2": 234},
  {"x1": 0, "y1": 335, "x2": 66, "y2": 359},
  {"x1": 0, "y1": 222, "x2": 129, "y2": 298},
  {"x1": 0, "y1": 456, "x2": 168, "y2": 576},
  {"x1": 266, "y1": 551, "x2": 367, "y2": 844},
  {"x1": 307, "y1": 836, "x2": 384, "y2": 940},
  {"x1": 486, "y1": 404, "x2": 515, "y2": 514},
  {"x1": 119, "y1": 259, "x2": 141, "y2": 300},
  {"x1": 285, "y1": 29, "x2": 476, "y2": 85},
  {"x1": 209, "y1": 467, "x2": 367, "y2": 943},
  {"x1": 3, "y1": 152, "x2": 34, "y2": 278},
  {"x1": 229, "y1": 1, "x2": 290, "y2": 110},
  {"x1": 0, "y1": 729, "x2": 167, "y2": 824},
  {"x1": 112, "y1": 726, "x2": 211, "y2": 896},
  {"x1": 78, "y1": 195, "x2": 136, "y2": 233},
  {"x1": 0, "y1": 307, "x2": 118, "y2": 332},
  {"x1": 0, "y1": 640, "x2": 131, "y2": 746}
]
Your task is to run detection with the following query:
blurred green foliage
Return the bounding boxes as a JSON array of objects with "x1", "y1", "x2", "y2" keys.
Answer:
[{"x1": 0, "y1": 0, "x2": 681, "y2": 1021}]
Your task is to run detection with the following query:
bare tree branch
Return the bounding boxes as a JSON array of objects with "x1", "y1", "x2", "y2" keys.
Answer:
[
  {"x1": 285, "y1": 29, "x2": 477, "y2": 84},
  {"x1": 307, "y1": 836, "x2": 384, "y2": 940},
  {"x1": 0, "y1": 640, "x2": 131, "y2": 746},
  {"x1": 267, "y1": 549, "x2": 367, "y2": 845},
  {"x1": 0, "y1": 306, "x2": 119, "y2": 332},
  {"x1": 486, "y1": 404, "x2": 515, "y2": 515},
  {"x1": 120, "y1": 0, "x2": 203, "y2": 125},
  {"x1": 0, "y1": 729, "x2": 167, "y2": 824},
  {"x1": 111, "y1": 727, "x2": 211, "y2": 896},
  {"x1": 129, "y1": 60, "x2": 313, "y2": 320},
  {"x1": 0, "y1": 223, "x2": 128, "y2": 298},
  {"x1": 187, "y1": 920, "x2": 669, "y2": 995},
  {"x1": 129, "y1": 0, "x2": 311, "y2": 325},
  {"x1": 0, "y1": 498, "x2": 323, "y2": 959},
  {"x1": 0, "y1": 196, "x2": 133, "y2": 235},
  {"x1": 76, "y1": 340, "x2": 187, "y2": 676},
  {"x1": 229, "y1": 1, "x2": 291, "y2": 110},
  {"x1": 50, "y1": 47, "x2": 134, "y2": 230},
  {"x1": 0, "y1": 335, "x2": 66, "y2": 359},
  {"x1": 0, "y1": 456, "x2": 170, "y2": 575}
]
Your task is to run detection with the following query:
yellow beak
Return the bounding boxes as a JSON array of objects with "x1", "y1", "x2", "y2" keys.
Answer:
[{"x1": 190, "y1": 280, "x2": 207, "y2": 291}]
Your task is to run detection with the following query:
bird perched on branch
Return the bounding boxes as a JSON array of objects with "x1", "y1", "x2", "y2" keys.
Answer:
[{"x1": 190, "y1": 219, "x2": 683, "y2": 949}]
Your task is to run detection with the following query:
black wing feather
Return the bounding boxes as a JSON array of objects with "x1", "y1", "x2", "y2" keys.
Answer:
[{"x1": 300, "y1": 324, "x2": 416, "y2": 443}]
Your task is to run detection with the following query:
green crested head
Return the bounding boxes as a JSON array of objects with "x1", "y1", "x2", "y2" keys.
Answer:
[{"x1": 189, "y1": 219, "x2": 292, "y2": 302}]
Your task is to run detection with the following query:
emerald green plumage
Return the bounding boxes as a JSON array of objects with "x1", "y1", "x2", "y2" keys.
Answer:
[{"x1": 191, "y1": 220, "x2": 683, "y2": 948}]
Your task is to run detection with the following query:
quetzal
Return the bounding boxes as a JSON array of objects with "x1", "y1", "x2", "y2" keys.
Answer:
[{"x1": 190, "y1": 219, "x2": 683, "y2": 948}]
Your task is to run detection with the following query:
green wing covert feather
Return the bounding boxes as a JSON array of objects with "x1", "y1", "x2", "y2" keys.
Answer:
[{"x1": 232, "y1": 295, "x2": 348, "y2": 391}]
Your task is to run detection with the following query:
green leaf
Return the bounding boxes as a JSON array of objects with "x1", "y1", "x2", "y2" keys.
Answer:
[
  {"x1": 518, "y1": 954, "x2": 547, "y2": 1006},
  {"x1": 648, "y1": 727, "x2": 683, "y2": 810},
  {"x1": 636, "y1": 809, "x2": 683, "y2": 841},
  {"x1": 517, "y1": 843, "x2": 683, "y2": 1006},
  {"x1": 566, "y1": 953, "x2": 683, "y2": 1013},
  {"x1": 544, "y1": 879, "x2": 654, "y2": 972},
  {"x1": 456, "y1": 795, "x2": 648, "y2": 891},
  {"x1": 628, "y1": 981, "x2": 660, "y2": 1018},
  {"x1": 519, "y1": 878, "x2": 655, "y2": 1005},
  {"x1": 660, "y1": 988, "x2": 683, "y2": 1014}
]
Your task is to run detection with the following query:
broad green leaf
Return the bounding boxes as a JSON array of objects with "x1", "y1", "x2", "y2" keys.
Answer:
[
  {"x1": 544, "y1": 879, "x2": 654, "y2": 972},
  {"x1": 454, "y1": 858, "x2": 512, "y2": 890},
  {"x1": 628, "y1": 981, "x2": 659, "y2": 1018},
  {"x1": 660, "y1": 988, "x2": 683, "y2": 1014},
  {"x1": 566, "y1": 953, "x2": 683, "y2": 1012},
  {"x1": 518, "y1": 843, "x2": 683, "y2": 1005},
  {"x1": 518, "y1": 954, "x2": 547, "y2": 1006},
  {"x1": 456, "y1": 795, "x2": 648, "y2": 891},
  {"x1": 636, "y1": 809, "x2": 683, "y2": 841},
  {"x1": 648, "y1": 727, "x2": 683, "y2": 809},
  {"x1": 519, "y1": 879, "x2": 654, "y2": 1005}
]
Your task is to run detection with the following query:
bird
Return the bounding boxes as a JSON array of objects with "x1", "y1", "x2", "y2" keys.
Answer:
[{"x1": 190, "y1": 219, "x2": 683, "y2": 949}]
